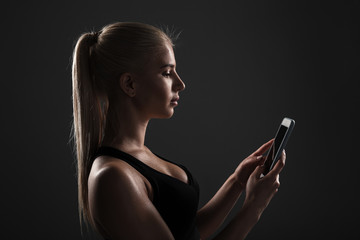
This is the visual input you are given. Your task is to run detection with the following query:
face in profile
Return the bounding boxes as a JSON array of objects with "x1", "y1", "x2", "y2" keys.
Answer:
[{"x1": 132, "y1": 42, "x2": 185, "y2": 119}]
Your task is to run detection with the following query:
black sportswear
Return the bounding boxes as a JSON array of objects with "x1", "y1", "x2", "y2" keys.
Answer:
[{"x1": 95, "y1": 146, "x2": 200, "y2": 240}]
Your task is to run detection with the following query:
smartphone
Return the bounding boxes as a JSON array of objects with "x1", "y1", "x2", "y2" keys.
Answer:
[{"x1": 262, "y1": 117, "x2": 295, "y2": 176}]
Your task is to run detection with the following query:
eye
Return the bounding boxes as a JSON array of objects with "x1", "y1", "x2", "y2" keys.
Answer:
[{"x1": 162, "y1": 71, "x2": 171, "y2": 77}]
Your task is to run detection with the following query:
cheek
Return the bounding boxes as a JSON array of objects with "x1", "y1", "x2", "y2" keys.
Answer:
[
  {"x1": 150, "y1": 81, "x2": 171, "y2": 100},
  {"x1": 137, "y1": 80, "x2": 171, "y2": 107}
]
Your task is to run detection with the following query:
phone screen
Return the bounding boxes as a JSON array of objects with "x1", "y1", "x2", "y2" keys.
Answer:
[{"x1": 263, "y1": 124, "x2": 288, "y2": 175}]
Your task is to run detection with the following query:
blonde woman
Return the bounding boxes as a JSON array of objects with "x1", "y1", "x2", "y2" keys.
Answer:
[{"x1": 71, "y1": 22, "x2": 285, "y2": 240}]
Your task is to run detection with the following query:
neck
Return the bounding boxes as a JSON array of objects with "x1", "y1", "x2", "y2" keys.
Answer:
[{"x1": 102, "y1": 99, "x2": 149, "y2": 152}]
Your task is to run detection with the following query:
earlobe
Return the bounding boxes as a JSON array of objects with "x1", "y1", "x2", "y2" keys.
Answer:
[{"x1": 119, "y1": 73, "x2": 136, "y2": 97}]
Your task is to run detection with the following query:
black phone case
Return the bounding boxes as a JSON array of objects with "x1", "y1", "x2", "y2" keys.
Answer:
[{"x1": 268, "y1": 118, "x2": 295, "y2": 171}]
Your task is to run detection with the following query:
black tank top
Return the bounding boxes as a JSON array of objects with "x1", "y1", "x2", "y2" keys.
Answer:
[{"x1": 95, "y1": 146, "x2": 200, "y2": 240}]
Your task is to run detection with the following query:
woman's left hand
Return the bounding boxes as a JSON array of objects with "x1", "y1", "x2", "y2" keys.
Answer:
[{"x1": 233, "y1": 139, "x2": 273, "y2": 189}]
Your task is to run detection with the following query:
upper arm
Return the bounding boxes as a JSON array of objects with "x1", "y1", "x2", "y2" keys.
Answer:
[{"x1": 88, "y1": 162, "x2": 174, "y2": 240}]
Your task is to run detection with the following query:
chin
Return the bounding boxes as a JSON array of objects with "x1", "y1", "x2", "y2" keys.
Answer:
[
  {"x1": 153, "y1": 109, "x2": 174, "y2": 119},
  {"x1": 163, "y1": 110, "x2": 175, "y2": 119}
]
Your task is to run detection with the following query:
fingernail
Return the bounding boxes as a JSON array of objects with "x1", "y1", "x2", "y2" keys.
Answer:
[{"x1": 257, "y1": 155, "x2": 263, "y2": 160}]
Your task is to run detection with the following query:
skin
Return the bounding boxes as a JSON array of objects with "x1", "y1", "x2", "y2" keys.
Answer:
[{"x1": 88, "y1": 42, "x2": 286, "y2": 240}]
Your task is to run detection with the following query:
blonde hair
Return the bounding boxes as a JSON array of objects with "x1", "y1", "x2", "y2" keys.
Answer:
[{"x1": 71, "y1": 22, "x2": 174, "y2": 230}]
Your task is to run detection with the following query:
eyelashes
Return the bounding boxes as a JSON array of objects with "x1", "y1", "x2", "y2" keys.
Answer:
[
  {"x1": 162, "y1": 71, "x2": 171, "y2": 77},
  {"x1": 162, "y1": 67, "x2": 179, "y2": 78}
]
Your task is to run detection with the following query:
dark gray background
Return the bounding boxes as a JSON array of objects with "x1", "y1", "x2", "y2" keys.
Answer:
[{"x1": 1, "y1": 0, "x2": 359, "y2": 239}]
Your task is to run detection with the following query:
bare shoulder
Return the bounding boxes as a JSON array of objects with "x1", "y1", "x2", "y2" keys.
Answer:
[
  {"x1": 87, "y1": 156, "x2": 174, "y2": 239},
  {"x1": 88, "y1": 155, "x2": 148, "y2": 199},
  {"x1": 89, "y1": 156, "x2": 136, "y2": 183},
  {"x1": 87, "y1": 156, "x2": 148, "y2": 238}
]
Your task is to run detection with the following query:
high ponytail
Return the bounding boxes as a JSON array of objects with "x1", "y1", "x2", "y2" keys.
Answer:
[
  {"x1": 72, "y1": 32, "x2": 107, "y2": 229},
  {"x1": 71, "y1": 22, "x2": 176, "y2": 230}
]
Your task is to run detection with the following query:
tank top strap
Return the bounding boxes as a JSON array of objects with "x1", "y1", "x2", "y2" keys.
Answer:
[{"x1": 95, "y1": 146, "x2": 141, "y2": 166}]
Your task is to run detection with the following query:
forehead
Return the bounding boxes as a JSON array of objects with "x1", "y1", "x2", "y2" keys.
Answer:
[
  {"x1": 137, "y1": 43, "x2": 176, "y2": 74},
  {"x1": 151, "y1": 43, "x2": 176, "y2": 67}
]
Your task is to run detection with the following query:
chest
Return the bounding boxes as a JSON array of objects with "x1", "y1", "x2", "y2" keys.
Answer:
[{"x1": 132, "y1": 151, "x2": 189, "y2": 185}]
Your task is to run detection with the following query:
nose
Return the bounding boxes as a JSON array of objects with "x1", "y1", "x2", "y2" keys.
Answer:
[{"x1": 174, "y1": 72, "x2": 185, "y2": 92}]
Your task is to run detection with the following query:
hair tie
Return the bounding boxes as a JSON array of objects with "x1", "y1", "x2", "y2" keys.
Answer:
[{"x1": 89, "y1": 31, "x2": 100, "y2": 45}]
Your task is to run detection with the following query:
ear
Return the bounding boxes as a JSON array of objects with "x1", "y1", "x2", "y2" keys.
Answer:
[{"x1": 119, "y1": 73, "x2": 136, "y2": 97}]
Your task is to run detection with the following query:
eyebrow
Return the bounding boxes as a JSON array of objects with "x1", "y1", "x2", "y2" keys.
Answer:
[{"x1": 160, "y1": 64, "x2": 175, "y2": 69}]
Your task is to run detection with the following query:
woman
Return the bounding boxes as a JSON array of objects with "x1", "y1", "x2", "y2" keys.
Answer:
[{"x1": 71, "y1": 22, "x2": 285, "y2": 240}]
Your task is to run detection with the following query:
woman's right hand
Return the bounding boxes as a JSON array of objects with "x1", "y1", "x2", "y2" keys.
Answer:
[{"x1": 243, "y1": 150, "x2": 286, "y2": 215}]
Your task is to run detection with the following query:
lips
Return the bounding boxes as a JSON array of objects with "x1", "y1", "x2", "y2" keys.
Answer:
[
  {"x1": 171, "y1": 96, "x2": 179, "y2": 102},
  {"x1": 170, "y1": 96, "x2": 179, "y2": 105}
]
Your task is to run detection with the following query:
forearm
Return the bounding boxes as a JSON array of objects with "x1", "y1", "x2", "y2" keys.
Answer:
[
  {"x1": 212, "y1": 155, "x2": 285, "y2": 240},
  {"x1": 196, "y1": 173, "x2": 244, "y2": 239},
  {"x1": 212, "y1": 202, "x2": 262, "y2": 240}
]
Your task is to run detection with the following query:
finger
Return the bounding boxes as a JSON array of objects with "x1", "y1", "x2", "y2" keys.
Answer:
[
  {"x1": 252, "y1": 155, "x2": 266, "y2": 165},
  {"x1": 274, "y1": 175, "x2": 280, "y2": 189},
  {"x1": 251, "y1": 139, "x2": 274, "y2": 157},
  {"x1": 258, "y1": 155, "x2": 266, "y2": 166},
  {"x1": 276, "y1": 174, "x2": 280, "y2": 185},
  {"x1": 280, "y1": 150, "x2": 286, "y2": 165},
  {"x1": 252, "y1": 165, "x2": 265, "y2": 179},
  {"x1": 268, "y1": 150, "x2": 286, "y2": 178},
  {"x1": 242, "y1": 155, "x2": 265, "y2": 169}
]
